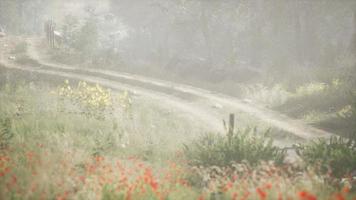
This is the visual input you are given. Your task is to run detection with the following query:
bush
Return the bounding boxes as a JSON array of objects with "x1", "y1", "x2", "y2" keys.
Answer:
[
  {"x1": 0, "y1": 118, "x2": 12, "y2": 150},
  {"x1": 57, "y1": 80, "x2": 114, "y2": 119},
  {"x1": 351, "y1": 92, "x2": 356, "y2": 123},
  {"x1": 73, "y1": 17, "x2": 98, "y2": 57},
  {"x1": 183, "y1": 128, "x2": 286, "y2": 167},
  {"x1": 296, "y1": 136, "x2": 356, "y2": 178},
  {"x1": 185, "y1": 162, "x2": 343, "y2": 200}
]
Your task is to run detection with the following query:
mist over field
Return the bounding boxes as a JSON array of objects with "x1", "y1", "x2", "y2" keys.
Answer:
[{"x1": 0, "y1": 0, "x2": 356, "y2": 199}]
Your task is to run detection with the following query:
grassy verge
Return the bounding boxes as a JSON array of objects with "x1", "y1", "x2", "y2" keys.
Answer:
[{"x1": 0, "y1": 79, "x2": 355, "y2": 199}]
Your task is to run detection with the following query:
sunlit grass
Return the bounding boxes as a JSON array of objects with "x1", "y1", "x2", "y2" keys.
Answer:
[
  {"x1": 302, "y1": 110, "x2": 334, "y2": 124},
  {"x1": 240, "y1": 83, "x2": 291, "y2": 107}
]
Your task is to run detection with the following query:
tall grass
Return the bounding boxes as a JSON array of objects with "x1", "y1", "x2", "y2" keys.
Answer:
[
  {"x1": 240, "y1": 84, "x2": 291, "y2": 107},
  {"x1": 296, "y1": 136, "x2": 356, "y2": 178},
  {"x1": 183, "y1": 128, "x2": 286, "y2": 167},
  {"x1": 0, "y1": 81, "x2": 355, "y2": 199}
]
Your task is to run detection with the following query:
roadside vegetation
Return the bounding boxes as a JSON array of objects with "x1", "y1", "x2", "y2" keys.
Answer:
[
  {"x1": 1, "y1": 18, "x2": 355, "y2": 200},
  {"x1": 29, "y1": 8, "x2": 355, "y2": 140},
  {"x1": 242, "y1": 76, "x2": 356, "y2": 138},
  {"x1": 0, "y1": 79, "x2": 355, "y2": 200},
  {"x1": 1, "y1": 1, "x2": 356, "y2": 199}
]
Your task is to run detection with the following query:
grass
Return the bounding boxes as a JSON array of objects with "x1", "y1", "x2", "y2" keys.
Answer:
[
  {"x1": 239, "y1": 83, "x2": 291, "y2": 107},
  {"x1": 0, "y1": 80, "x2": 205, "y2": 159},
  {"x1": 183, "y1": 128, "x2": 286, "y2": 167},
  {"x1": 0, "y1": 80, "x2": 355, "y2": 199},
  {"x1": 239, "y1": 76, "x2": 356, "y2": 138},
  {"x1": 296, "y1": 136, "x2": 356, "y2": 178}
]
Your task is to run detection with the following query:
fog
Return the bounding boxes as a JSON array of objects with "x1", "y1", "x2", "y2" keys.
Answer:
[
  {"x1": 0, "y1": 0, "x2": 356, "y2": 199},
  {"x1": 1, "y1": 0, "x2": 355, "y2": 83}
]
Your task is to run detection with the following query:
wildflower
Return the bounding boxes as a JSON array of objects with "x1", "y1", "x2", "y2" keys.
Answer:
[
  {"x1": 31, "y1": 182, "x2": 38, "y2": 192},
  {"x1": 78, "y1": 176, "x2": 86, "y2": 183},
  {"x1": 126, "y1": 186, "x2": 133, "y2": 200},
  {"x1": 241, "y1": 191, "x2": 251, "y2": 200},
  {"x1": 256, "y1": 188, "x2": 267, "y2": 199},
  {"x1": 197, "y1": 195, "x2": 205, "y2": 200},
  {"x1": 232, "y1": 175, "x2": 238, "y2": 181},
  {"x1": 278, "y1": 192, "x2": 283, "y2": 200},
  {"x1": 342, "y1": 186, "x2": 350, "y2": 194},
  {"x1": 263, "y1": 183, "x2": 272, "y2": 190},
  {"x1": 298, "y1": 190, "x2": 317, "y2": 200},
  {"x1": 4, "y1": 167, "x2": 11, "y2": 174},
  {"x1": 149, "y1": 179, "x2": 159, "y2": 191},
  {"x1": 178, "y1": 179, "x2": 189, "y2": 187},
  {"x1": 10, "y1": 175, "x2": 17, "y2": 185},
  {"x1": 335, "y1": 193, "x2": 345, "y2": 200},
  {"x1": 231, "y1": 192, "x2": 238, "y2": 200},
  {"x1": 0, "y1": 156, "x2": 10, "y2": 162},
  {"x1": 223, "y1": 181, "x2": 233, "y2": 192},
  {"x1": 26, "y1": 151, "x2": 35, "y2": 162},
  {"x1": 137, "y1": 162, "x2": 145, "y2": 169},
  {"x1": 56, "y1": 191, "x2": 70, "y2": 200}
]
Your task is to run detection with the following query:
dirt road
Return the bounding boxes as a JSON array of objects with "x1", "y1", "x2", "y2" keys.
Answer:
[{"x1": 0, "y1": 37, "x2": 335, "y2": 146}]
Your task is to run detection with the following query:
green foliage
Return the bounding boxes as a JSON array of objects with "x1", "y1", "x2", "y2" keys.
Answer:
[
  {"x1": 62, "y1": 15, "x2": 80, "y2": 46},
  {"x1": 0, "y1": 0, "x2": 44, "y2": 34},
  {"x1": 57, "y1": 80, "x2": 114, "y2": 119},
  {"x1": 0, "y1": 117, "x2": 13, "y2": 150},
  {"x1": 351, "y1": 92, "x2": 356, "y2": 121},
  {"x1": 102, "y1": 185, "x2": 125, "y2": 200},
  {"x1": 50, "y1": 15, "x2": 82, "y2": 64},
  {"x1": 296, "y1": 137, "x2": 356, "y2": 178},
  {"x1": 183, "y1": 128, "x2": 286, "y2": 167},
  {"x1": 73, "y1": 17, "x2": 99, "y2": 57},
  {"x1": 335, "y1": 90, "x2": 356, "y2": 131},
  {"x1": 52, "y1": 13, "x2": 99, "y2": 64},
  {"x1": 295, "y1": 82, "x2": 329, "y2": 97},
  {"x1": 240, "y1": 83, "x2": 291, "y2": 107}
]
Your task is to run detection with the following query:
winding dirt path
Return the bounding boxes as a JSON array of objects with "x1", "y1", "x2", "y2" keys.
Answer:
[{"x1": 1, "y1": 37, "x2": 335, "y2": 145}]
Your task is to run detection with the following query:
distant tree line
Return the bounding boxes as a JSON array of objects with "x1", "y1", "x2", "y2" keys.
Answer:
[
  {"x1": 109, "y1": 0, "x2": 356, "y2": 80},
  {"x1": 0, "y1": 0, "x2": 50, "y2": 34}
]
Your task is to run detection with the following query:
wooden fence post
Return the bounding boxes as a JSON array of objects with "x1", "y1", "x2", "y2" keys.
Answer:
[
  {"x1": 51, "y1": 21, "x2": 55, "y2": 48},
  {"x1": 45, "y1": 20, "x2": 55, "y2": 48},
  {"x1": 228, "y1": 113, "x2": 235, "y2": 142}
]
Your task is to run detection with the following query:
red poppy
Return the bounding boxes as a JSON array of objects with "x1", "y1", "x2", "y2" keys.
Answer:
[
  {"x1": 256, "y1": 188, "x2": 267, "y2": 199},
  {"x1": 335, "y1": 193, "x2": 345, "y2": 200},
  {"x1": 197, "y1": 195, "x2": 205, "y2": 200},
  {"x1": 342, "y1": 186, "x2": 350, "y2": 194},
  {"x1": 298, "y1": 191, "x2": 317, "y2": 200}
]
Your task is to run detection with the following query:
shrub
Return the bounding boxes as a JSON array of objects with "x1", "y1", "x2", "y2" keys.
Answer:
[
  {"x1": 186, "y1": 162, "x2": 343, "y2": 200},
  {"x1": 0, "y1": 118, "x2": 12, "y2": 150},
  {"x1": 183, "y1": 128, "x2": 286, "y2": 167},
  {"x1": 351, "y1": 91, "x2": 356, "y2": 122},
  {"x1": 56, "y1": 80, "x2": 134, "y2": 120},
  {"x1": 73, "y1": 16, "x2": 98, "y2": 57},
  {"x1": 57, "y1": 80, "x2": 114, "y2": 119},
  {"x1": 296, "y1": 136, "x2": 356, "y2": 178}
]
